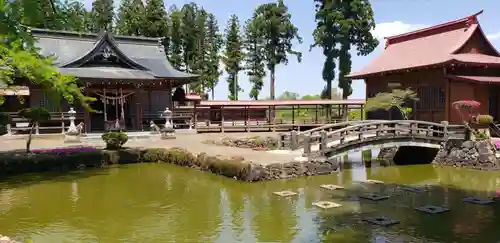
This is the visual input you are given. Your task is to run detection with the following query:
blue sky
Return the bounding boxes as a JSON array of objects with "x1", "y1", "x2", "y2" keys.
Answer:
[{"x1": 81, "y1": 0, "x2": 500, "y2": 100}]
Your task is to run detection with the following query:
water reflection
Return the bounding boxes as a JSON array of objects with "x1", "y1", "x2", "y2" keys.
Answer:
[{"x1": 0, "y1": 157, "x2": 498, "y2": 242}]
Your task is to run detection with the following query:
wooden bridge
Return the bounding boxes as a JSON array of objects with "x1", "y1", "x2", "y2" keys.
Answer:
[{"x1": 278, "y1": 120, "x2": 467, "y2": 158}]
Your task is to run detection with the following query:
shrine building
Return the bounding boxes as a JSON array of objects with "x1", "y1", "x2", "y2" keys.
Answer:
[
  {"x1": 347, "y1": 10, "x2": 500, "y2": 124},
  {"x1": 2, "y1": 28, "x2": 198, "y2": 132}
]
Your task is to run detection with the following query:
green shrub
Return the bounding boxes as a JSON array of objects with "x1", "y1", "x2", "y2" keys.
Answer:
[
  {"x1": 475, "y1": 131, "x2": 490, "y2": 141},
  {"x1": 476, "y1": 115, "x2": 493, "y2": 125},
  {"x1": 101, "y1": 132, "x2": 128, "y2": 150}
]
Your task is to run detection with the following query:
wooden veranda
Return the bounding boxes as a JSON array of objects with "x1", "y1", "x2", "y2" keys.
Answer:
[{"x1": 193, "y1": 99, "x2": 365, "y2": 133}]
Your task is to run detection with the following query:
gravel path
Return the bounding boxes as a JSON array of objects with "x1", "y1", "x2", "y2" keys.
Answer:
[{"x1": 0, "y1": 132, "x2": 300, "y2": 165}]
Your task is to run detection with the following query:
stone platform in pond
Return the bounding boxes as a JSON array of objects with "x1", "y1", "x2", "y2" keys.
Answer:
[
  {"x1": 432, "y1": 140, "x2": 500, "y2": 170},
  {"x1": 244, "y1": 156, "x2": 339, "y2": 181}
]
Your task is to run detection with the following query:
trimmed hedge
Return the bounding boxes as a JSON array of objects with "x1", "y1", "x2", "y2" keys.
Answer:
[{"x1": 0, "y1": 148, "x2": 251, "y2": 180}]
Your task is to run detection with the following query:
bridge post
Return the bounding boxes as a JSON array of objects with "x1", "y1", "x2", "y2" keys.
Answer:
[
  {"x1": 278, "y1": 133, "x2": 285, "y2": 149},
  {"x1": 358, "y1": 127, "x2": 364, "y2": 141},
  {"x1": 319, "y1": 130, "x2": 327, "y2": 156},
  {"x1": 303, "y1": 135, "x2": 311, "y2": 155},
  {"x1": 291, "y1": 131, "x2": 298, "y2": 150},
  {"x1": 441, "y1": 121, "x2": 449, "y2": 140}
]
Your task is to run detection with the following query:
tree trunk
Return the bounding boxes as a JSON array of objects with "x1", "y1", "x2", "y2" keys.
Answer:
[
  {"x1": 326, "y1": 80, "x2": 332, "y2": 121},
  {"x1": 234, "y1": 74, "x2": 239, "y2": 100},
  {"x1": 270, "y1": 66, "x2": 276, "y2": 100},
  {"x1": 26, "y1": 122, "x2": 35, "y2": 153},
  {"x1": 211, "y1": 89, "x2": 215, "y2": 100},
  {"x1": 270, "y1": 66, "x2": 276, "y2": 121}
]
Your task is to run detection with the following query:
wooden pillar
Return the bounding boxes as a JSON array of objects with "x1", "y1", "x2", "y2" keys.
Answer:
[
  {"x1": 272, "y1": 105, "x2": 276, "y2": 132},
  {"x1": 167, "y1": 80, "x2": 173, "y2": 109},
  {"x1": 148, "y1": 90, "x2": 152, "y2": 116},
  {"x1": 360, "y1": 105, "x2": 364, "y2": 120},
  {"x1": 315, "y1": 104, "x2": 318, "y2": 124},
  {"x1": 193, "y1": 102, "x2": 198, "y2": 131},
  {"x1": 246, "y1": 106, "x2": 251, "y2": 132},
  {"x1": 445, "y1": 77, "x2": 450, "y2": 122},
  {"x1": 292, "y1": 105, "x2": 295, "y2": 125},
  {"x1": 84, "y1": 87, "x2": 91, "y2": 132},
  {"x1": 245, "y1": 106, "x2": 250, "y2": 132},
  {"x1": 220, "y1": 106, "x2": 225, "y2": 133}
]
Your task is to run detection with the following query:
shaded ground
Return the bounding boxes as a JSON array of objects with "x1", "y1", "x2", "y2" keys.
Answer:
[{"x1": 0, "y1": 132, "x2": 298, "y2": 165}]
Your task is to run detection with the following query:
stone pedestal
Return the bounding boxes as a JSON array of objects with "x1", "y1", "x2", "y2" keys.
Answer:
[
  {"x1": 433, "y1": 139, "x2": 500, "y2": 170},
  {"x1": 160, "y1": 127, "x2": 176, "y2": 139},
  {"x1": 64, "y1": 134, "x2": 81, "y2": 143}
]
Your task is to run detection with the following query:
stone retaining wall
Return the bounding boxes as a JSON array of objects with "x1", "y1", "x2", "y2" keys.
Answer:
[
  {"x1": 432, "y1": 139, "x2": 500, "y2": 170},
  {"x1": 244, "y1": 157, "x2": 338, "y2": 181},
  {"x1": 377, "y1": 147, "x2": 398, "y2": 163}
]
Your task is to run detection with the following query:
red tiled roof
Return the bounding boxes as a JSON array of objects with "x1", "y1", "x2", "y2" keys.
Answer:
[
  {"x1": 348, "y1": 10, "x2": 500, "y2": 79},
  {"x1": 446, "y1": 75, "x2": 500, "y2": 83},
  {"x1": 199, "y1": 99, "x2": 365, "y2": 107}
]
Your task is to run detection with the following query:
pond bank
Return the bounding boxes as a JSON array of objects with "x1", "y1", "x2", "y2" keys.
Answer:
[{"x1": 0, "y1": 146, "x2": 339, "y2": 182}]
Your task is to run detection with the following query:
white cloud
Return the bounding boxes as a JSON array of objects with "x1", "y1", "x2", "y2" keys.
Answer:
[
  {"x1": 371, "y1": 21, "x2": 428, "y2": 40},
  {"x1": 487, "y1": 32, "x2": 500, "y2": 40}
]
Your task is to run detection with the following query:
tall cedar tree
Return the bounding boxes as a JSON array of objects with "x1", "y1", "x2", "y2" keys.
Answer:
[
  {"x1": 143, "y1": 0, "x2": 168, "y2": 38},
  {"x1": 313, "y1": 0, "x2": 378, "y2": 99},
  {"x1": 90, "y1": 0, "x2": 114, "y2": 32},
  {"x1": 188, "y1": 8, "x2": 207, "y2": 93},
  {"x1": 59, "y1": 0, "x2": 90, "y2": 32},
  {"x1": 180, "y1": 3, "x2": 198, "y2": 74},
  {"x1": 252, "y1": 0, "x2": 302, "y2": 100},
  {"x1": 116, "y1": 0, "x2": 145, "y2": 36},
  {"x1": 244, "y1": 18, "x2": 266, "y2": 100},
  {"x1": 167, "y1": 5, "x2": 183, "y2": 70},
  {"x1": 205, "y1": 13, "x2": 223, "y2": 100},
  {"x1": 223, "y1": 14, "x2": 244, "y2": 100},
  {"x1": 22, "y1": 0, "x2": 61, "y2": 29}
]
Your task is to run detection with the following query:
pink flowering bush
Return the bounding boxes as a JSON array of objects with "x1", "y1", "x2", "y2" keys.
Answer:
[
  {"x1": 452, "y1": 100, "x2": 481, "y2": 123},
  {"x1": 495, "y1": 140, "x2": 500, "y2": 149}
]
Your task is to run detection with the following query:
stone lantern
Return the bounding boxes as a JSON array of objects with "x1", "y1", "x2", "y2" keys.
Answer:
[
  {"x1": 65, "y1": 107, "x2": 81, "y2": 143},
  {"x1": 163, "y1": 107, "x2": 173, "y2": 128},
  {"x1": 161, "y1": 107, "x2": 175, "y2": 139},
  {"x1": 67, "y1": 107, "x2": 78, "y2": 134}
]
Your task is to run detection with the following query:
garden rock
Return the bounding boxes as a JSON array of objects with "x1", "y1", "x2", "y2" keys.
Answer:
[{"x1": 433, "y1": 139, "x2": 500, "y2": 170}]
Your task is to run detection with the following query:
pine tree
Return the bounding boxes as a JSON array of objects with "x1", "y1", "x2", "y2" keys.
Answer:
[
  {"x1": 23, "y1": 0, "x2": 63, "y2": 29},
  {"x1": 143, "y1": 0, "x2": 168, "y2": 37},
  {"x1": 116, "y1": 0, "x2": 145, "y2": 36},
  {"x1": 205, "y1": 13, "x2": 222, "y2": 100},
  {"x1": 223, "y1": 14, "x2": 244, "y2": 100},
  {"x1": 59, "y1": 0, "x2": 90, "y2": 32},
  {"x1": 188, "y1": 8, "x2": 208, "y2": 93},
  {"x1": 180, "y1": 3, "x2": 199, "y2": 73},
  {"x1": 312, "y1": 0, "x2": 378, "y2": 99},
  {"x1": 244, "y1": 18, "x2": 266, "y2": 100},
  {"x1": 167, "y1": 5, "x2": 183, "y2": 70},
  {"x1": 90, "y1": 0, "x2": 114, "y2": 32},
  {"x1": 252, "y1": 0, "x2": 302, "y2": 100}
]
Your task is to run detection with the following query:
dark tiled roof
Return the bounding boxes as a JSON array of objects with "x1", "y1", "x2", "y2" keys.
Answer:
[{"x1": 31, "y1": 28, "x2": 198, "y2": 80}]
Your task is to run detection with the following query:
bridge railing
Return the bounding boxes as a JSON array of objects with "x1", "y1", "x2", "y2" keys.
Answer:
[
  {"x1": 301, "y1": 120, "x2": 466, "y2": 156},
  {"x1": 278, "y1": 120, "x2": 383, "y2": 149}
]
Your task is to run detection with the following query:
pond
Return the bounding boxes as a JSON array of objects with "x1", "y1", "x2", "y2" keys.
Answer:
[{"x1": 0, "y1": 158, "x2": 499, "y2": 242}]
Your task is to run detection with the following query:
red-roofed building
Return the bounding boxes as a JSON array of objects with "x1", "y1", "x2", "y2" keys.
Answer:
[{"x1": 348, "y1": 10, "x2": 500, "y2": 124}]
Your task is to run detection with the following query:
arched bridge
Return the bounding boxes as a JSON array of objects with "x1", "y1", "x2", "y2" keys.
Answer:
[{"x1": 278, "y1": 120, "x2": 466, "y2": 158}]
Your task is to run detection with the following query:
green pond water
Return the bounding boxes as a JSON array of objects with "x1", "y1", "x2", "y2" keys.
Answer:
[{"x1": 0, "y1": 160, "x2": 500, "y2": 243}]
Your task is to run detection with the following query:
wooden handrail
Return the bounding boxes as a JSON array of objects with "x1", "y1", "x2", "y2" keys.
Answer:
[{"x1": 280, "y1": 120, "x2": 466, "y2": 152}]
